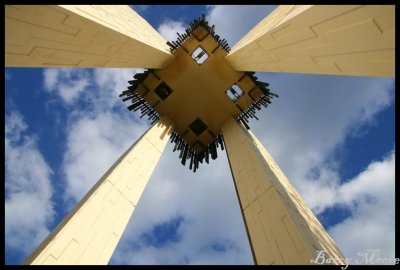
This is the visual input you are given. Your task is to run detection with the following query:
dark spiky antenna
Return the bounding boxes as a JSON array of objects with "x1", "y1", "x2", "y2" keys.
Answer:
[
  {"x1": 236, "y1": 72, "x2": 279, "y2": 130},
  {"x1": 119, "y1": 70, "x2": 160, "y2": 124},
  {"x1": 170, "y1": 129, "x2": 225, "y2": 173},
  {"x1": 166, "y1": 14, "x2": 231, "y2": 54}
]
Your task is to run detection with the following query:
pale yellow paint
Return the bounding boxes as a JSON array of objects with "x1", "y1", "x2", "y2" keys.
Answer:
[
  {"x1": 226, "y1": 5, "x2": 395, "y2": 77},
  {"x1": 5, "y1": 5, "x2": 173, "y2": 68},
  {"x1": 222, "y1": 117, "x2": 345, "y2": 265},
  {"x1": 23, "y1": 117, "x2": 174, "y2": 265}
]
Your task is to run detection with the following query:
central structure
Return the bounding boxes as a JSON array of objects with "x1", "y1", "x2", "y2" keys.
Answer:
[
  {"x1": 120, "y1": 15, "x2": 278, "y2": 171},
  {"x1": 6, "y1": 5, "x2": 394, "y2": 266}
]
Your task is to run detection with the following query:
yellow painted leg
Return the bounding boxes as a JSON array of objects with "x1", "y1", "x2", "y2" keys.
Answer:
[
  {"x1": 226, "y1": 5, "x2": 394, "y2": 77},
  {"x1": 222, "y1": 117, "x2": 345, "y2": 265},
  {"x1": 5, "y1": 5, "x2": 173, "y2": 68},
  {"x1": 23, "y1": 117, "x2": 174, "y2": 265}
]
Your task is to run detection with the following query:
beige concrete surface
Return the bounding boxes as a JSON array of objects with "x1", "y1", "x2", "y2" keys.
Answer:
[
  {"x1": 226, "y1": 5, "x2": 395, "y2": 77},
  {"x1": 5, "y1": 5, "x2": 173, "y2": 68},
  {"x1": 23, "y1": 117, "x2": 174, "y2": 265},
  {"x1": 222, "y1": 117, "x2": 345, "y2": 265}
]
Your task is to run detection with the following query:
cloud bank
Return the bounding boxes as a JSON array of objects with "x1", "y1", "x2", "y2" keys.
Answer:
[{"x1": 5, "y1": 111, "x2": 55, "y2": 256}]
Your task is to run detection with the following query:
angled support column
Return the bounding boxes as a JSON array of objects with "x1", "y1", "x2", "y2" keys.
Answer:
[
  {"x1": 221, "y1": 117, "x2": 345, "y2": 265},
  {"x1": 226, "y1": 5, "x2": 395, "y2": 77},
  {"x1": 5, "y1": 5, "x2": 174, "y2": 68},
  {"x1": 23, "y1": 117, "x2": 174, "y2": 265}
]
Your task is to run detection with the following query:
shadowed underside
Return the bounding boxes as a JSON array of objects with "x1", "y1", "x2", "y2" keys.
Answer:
[{"x1": 120, "y1": 15, "x2": 278, "y2": 172}]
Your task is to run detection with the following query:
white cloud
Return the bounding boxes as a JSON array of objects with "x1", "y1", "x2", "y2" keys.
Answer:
[
  {"x1": 42, "y1": 67, "x2": 148, "y2": 208},
  {"x1": 92, "y1": 68, "x2": 144, "y2": 111},
  {"x1": 5, "y1": 111, "x2": 27, "y2": 142},
  {"x1": 131, "y1": 5, "x2": 149, "y2": 13},
  {"x1": 251, "y1": 73, "x2": 394, "y2": 214},
  {"x1": 43, "y1": 69, "x2": 58, "y2": 90},
  {"x1": 206, "y1": 5, "x2": 277, "y2": 46},
  {"x1": 42, "y1": 67, "x2": 147, "y2": 207},
  {"x1": 93, "y1": 68, "x2": 143, "y2": 97},
  {"x1": 157, "y1": 20, "x2": 186, "y2": 42},
  {"x1": 43, "y1": 68, "x2": 91, "y2": 105},
  {"x1": 5, "y1": 111, "x2": 55, "y2": 255},
  {"x1": 329, "y1": 150, "x2": 395, "y2": 264},
  {"x1": 5, "y1": 69, "x2": 11, "y2": 80}
]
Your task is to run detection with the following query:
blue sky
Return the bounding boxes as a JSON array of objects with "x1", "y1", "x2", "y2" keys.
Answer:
[{"x1": 5, "y1": 5, "x2": 396, "y2": 265}]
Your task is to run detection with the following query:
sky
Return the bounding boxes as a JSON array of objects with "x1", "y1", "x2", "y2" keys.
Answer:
[{"x1": 4, "y1": 5, "x2": 396, "y2": 265}]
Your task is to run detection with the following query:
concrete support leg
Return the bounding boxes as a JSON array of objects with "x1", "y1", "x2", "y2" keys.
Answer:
[
  {"x1": 23, "y1": 117, "x2": 174, "y2": 265},
  {"x1": 5, "y1": 5, "x2": 173, "y2": 68},
  {"x1": 225, "y1": 5, "x2": 394, "y2": 77},
  {"x1": 221, "y1": 117, "x2": 345, "y2": 265}
]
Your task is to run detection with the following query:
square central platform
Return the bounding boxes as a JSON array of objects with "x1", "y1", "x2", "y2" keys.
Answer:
[{"x1": 133, "y1": 26, "x2": 265, "y2": 153}]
